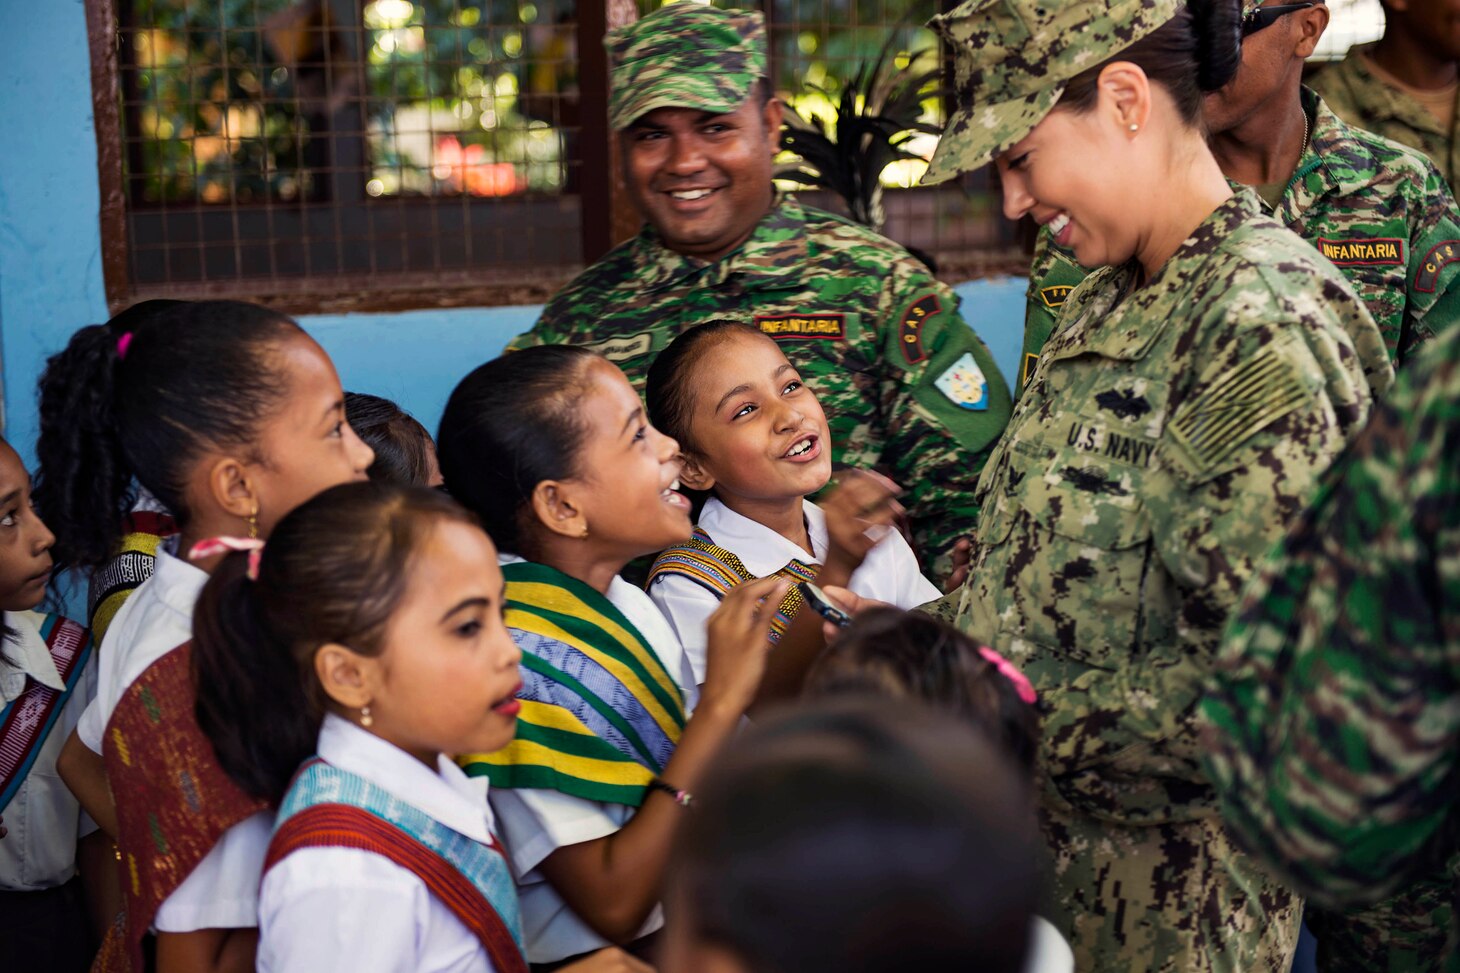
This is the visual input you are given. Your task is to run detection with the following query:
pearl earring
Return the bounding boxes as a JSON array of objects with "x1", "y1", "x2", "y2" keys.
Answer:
[
  {"x1": 360, "y1": 704, "x2": 373, "y2": 728},
  {"x1": 1129, "y1": 123, "x2": 1139, "y2": 132}
]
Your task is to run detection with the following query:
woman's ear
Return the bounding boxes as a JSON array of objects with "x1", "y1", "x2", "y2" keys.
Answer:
[
  {"x1": 678, "y1": 454, "x2": 716, "y2": 492},
  {"x1": 530, "y1": 480, "x2": 589, "y2": 540},
  {"x1": 1098, "y1": 61, "x2": 1152, "y2": 136},
  {"x1": 315, "y1": 643, "x2": 378, "y2": 710}
]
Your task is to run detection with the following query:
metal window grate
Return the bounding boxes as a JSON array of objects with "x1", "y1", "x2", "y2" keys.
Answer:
[{"x1": 105, "y1": 0, "x2": 589, "y2": 311}]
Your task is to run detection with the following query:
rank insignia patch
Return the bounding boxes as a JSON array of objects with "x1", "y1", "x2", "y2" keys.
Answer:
[
  {"x1": 1021, "y1": 353, "x2": 1040, "y2": 389},
  {"x1": 581, "y1": 332, "x2": 654, "y2": 362},
  {"x1": 1040, "y1": 285, "x2": 1073, "y2": 308},
  {"x1": 934, "y1": 353, "x2": 990, "y2": 411},
  {"x1": 756, "y1": 314, "x2": 846, "y2": 340},
  {"x1": 1416, "y1": 241, "x2": 1460, "y2": 292},
  {"x1": 898, "y1": 294, "x2": 940, "y2": 364},
  {"x1": 1316, "y1": 237, "x2": 1404, "y2": 266}
]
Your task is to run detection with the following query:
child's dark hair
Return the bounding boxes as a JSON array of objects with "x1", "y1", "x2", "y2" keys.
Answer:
[
  {"x1": 192, "y1": 480, "x2": 478, "y2": 804},
  {"x1": 436, "y1": 345, "x2": 600, "y2": 554},
  {"x1": 804, "y1": 607, "x2": 1039, "y2": 775},
  {"x1": 1057, "y1": 0, "x2": 1242, "y2": 125},
  {"x1": 669, "y1": 697, "x2": 1038, "y2": 973},
  {"x1": 344, "y1": 392, "x2": 435, "y2": 486},
  {"x1": 646, "y1": 319, "x2": 766, "y2": 452},
  {"x1": 35, "y1": 300, "x2": 304, "y2": 573}
]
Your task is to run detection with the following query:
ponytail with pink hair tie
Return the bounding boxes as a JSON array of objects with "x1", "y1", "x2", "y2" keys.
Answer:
[
  {"x1": 116, "y1": 332, "x2": 134, "y2": 360},
  {"x1": 189, "y1": 536, "x2": 265, "y2": 581},
  {"x1": 978, "y1": 646, "x2": 1037, "y2": 705}
]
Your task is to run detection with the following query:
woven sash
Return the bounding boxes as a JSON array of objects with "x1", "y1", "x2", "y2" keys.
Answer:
[
  {"x1": 459, "y1": 561, "x2": 686, "y2": 807},
  {"x1": 0, "y1": 614, "x2": 92, "y2": 814},
  {"x1": 647, "y1": 526, "x2": 817, "y2": 640}
]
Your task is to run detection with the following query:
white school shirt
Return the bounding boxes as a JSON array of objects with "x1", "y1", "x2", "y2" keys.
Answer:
[
  {"x1": 649, "y1": 497, "x2": 942, "y2": 684},
  {"x1": 1027, "y1": 916, "x2": 1075, "y2": 973},
  {"x1": 74, "y1": 539, "x2": 272, "y2": 932},
  {"x1": 259, "y1": 714, "x2": 505, "y2": 973},
  {"x1": 0, "y1": 611, "x2": 99, "y2": 891},
  {"x1": 488, "y1": 557, "x2": 692, "y2": 964}
]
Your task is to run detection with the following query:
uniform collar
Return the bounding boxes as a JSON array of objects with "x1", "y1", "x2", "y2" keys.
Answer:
[
  {"x1": 698, "y1": 497, "x2": 824, "y2": 576},
  {"x1": 1336, "y1": 44, "x2": 1452, "y2": 138},
  {"x1": 0, "y1": 611, "x2": 64, "y2": 702},
  {"x1": 1049, "y1": 191, "x2": 1260, "y2": 364},
  {"x1": 630, "y1": 195, "x2": 810, "y2": 294},
  {"x1": 316, "y1": 712, "x2": 495, "y2": 844},
  {"x1": 152, "y1": 537, "x2": 209, "y2": 620},
  {"x1": 1273, "y1": 88, "x2": 1377, "y2": 224}
]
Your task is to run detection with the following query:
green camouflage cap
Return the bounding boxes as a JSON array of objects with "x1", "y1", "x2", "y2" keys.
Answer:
[
  {"x1": 606, "y1": 4, "x2": 768, "y2": 130},
  {"x1": 922, "y1": 0, "x2": 1181, "y2": 183}
]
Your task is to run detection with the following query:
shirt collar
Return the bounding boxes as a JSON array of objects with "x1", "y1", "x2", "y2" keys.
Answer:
[
  {"x1": 153, "y1": 537, "x2": 209, "y2": 619},
  {"x1": 1274, "y1": 88, "x2": 1374, "y2": 223},
  {"x1": 697, "y1": 497, "x2": 824, "y2": 576},
  {"x1": 0, "y1": 611, "x2": 65, "y2": 701},
  {"x1": 630, "y1": 195, "x2": 810, "y2": 294},
  {"x1": 316, "y1": 712, "x2": 495, "y2": 844},
  {"x1": 1049, "y1": 190, "x2": 1262, "y2": 364}
]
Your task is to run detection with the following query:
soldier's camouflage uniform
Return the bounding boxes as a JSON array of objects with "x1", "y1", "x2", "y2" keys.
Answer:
[
  {"x1": 927, "y1": 188, "x2": 1387, "y2": 971},
  {"x1": 1020, "y1": 88, "x2": 1460, "y2": 397},
  {"x1": 1310, "y1": 43, "x2": 1460, "y2": 193},
  {"x1": 1201, "y1": 321, "x2": 1460, "y2": 973},
  {"x1": 513, "y1": 198, "x2": 1012, "y2": 575},
  {"x1": 512, "y1": 3, "x2": 1012, "y2": 577}
]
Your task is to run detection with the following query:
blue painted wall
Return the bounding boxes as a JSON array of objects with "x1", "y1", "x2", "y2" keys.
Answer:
[{"x1": 0, "y1": 0, "x2": 1026, "y2": 475}]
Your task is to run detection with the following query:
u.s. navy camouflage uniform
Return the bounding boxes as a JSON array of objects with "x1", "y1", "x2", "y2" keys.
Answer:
[
  {"x1": 921, "y1": 0, "x2": 1392, "y2": 962},
  {"x1": 511, "y1": 3, "x2": 1010, "y2": 577},
  {"x1": 1311, "y1": 43, "x2": 1460, "y2": 194},
  {"x1": 1201, "y1": 321, "x2": 1460, "y2": 973},
  {"x1": 930, "y1": 189, "x2": 1386, "y2": 972},
  {"x1": 514, "y1": 198, "x2": 1011, "y2": 575},
  {"x1": 1020, "y1": 88, "x2": 1460, "y2": 397}
]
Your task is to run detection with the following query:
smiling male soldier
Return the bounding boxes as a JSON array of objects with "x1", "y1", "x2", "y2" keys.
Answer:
[{"x1": 508, "y1": 3, "x2": 1011, "y2": 581}]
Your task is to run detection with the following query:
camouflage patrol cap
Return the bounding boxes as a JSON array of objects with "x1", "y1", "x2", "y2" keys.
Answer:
[
  {"x1": 606, "y1": 4, "x2": 768, "y2": 130},
  {"x1": 922, "y1": 0, "x2": 1181, "y2": 183}
]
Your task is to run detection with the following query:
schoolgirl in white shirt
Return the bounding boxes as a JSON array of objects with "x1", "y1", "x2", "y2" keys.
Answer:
[
  {"x1": 0, "y1": 436, "x2": 97, "y2": 973},
  {"x1": 39, "y1": 300, "x2": 374, "y2": 973},
  {"x1": 644, "y1": 320, "x2": 939, "y2": 685},
  {"x1": 189, "y1": 481, "x2": 646, "y2": 973}
]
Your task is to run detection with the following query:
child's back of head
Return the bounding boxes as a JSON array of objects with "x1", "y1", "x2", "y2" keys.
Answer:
[
  {"x1": 664, "y1": 696, "x2": 1038, "y2": 973},
  {"x1": 344, "y1": 392, "x2": 439, "y2": 487},
  {"x1": 805, "y1": 607, "x2": 1039, "y2": 775}
]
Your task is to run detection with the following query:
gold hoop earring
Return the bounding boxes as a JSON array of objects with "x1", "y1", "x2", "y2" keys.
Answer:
[
  {"x1": 247, "y1": 503, "x2": 259, "y2": 540},
  {"x1": 360, "y1": 704, "x2": 373, "y2": 728}
]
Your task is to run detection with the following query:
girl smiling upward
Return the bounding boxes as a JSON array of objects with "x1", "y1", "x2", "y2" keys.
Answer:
[{"x1": 645, "y1": 321, "x2": 937, "y2": 689}]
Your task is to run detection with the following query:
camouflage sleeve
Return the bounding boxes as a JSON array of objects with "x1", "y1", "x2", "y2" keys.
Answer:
[
  {"x1": 1020, "y1": 229, "x2": 1089, "y2": 398},
  {"x1": 1038, "y1": 306, "x2": 1372, "y2": 786},
  {"x1": 1199, "y1": 326, "x2": 1460, "y2": 907},
  {"x1": 1402, "y1": 164, "x2": 1460, "y2": 364},
  {"x1": 878, "y1": 273, "x2": 1012, "y2": 581}
]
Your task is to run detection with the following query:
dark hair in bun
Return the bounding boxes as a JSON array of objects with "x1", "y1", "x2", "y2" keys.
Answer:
[{"x1": 1057, "y1": 0, "x2": 1242, "y2": 124}]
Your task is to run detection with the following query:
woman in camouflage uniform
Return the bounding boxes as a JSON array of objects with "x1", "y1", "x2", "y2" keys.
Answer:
[{"x1": 906, "y1": 0, "x2": 1394, "y2": 969}]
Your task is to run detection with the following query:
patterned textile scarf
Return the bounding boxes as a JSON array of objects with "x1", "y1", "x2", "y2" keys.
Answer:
[
  {"x1": 458, "y1": 561, "x2": 686, "y2": 807},
  {"x1": 648, "y1": 526, "x2": 817, "y2": 640}
]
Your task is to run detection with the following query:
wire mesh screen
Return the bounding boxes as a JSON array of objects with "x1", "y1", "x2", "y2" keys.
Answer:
[
  {"x1": 631, "y1": 0, "x2": 1022, "y2": 276},
  {"x1": 1313, "y1": 0, "x2": 1385, "y2": 61},
  {"x1": 118, "y1": 0, "x2": 584, "y2": 301}
]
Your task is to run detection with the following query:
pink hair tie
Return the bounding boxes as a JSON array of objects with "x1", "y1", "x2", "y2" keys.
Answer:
[
  {"x1": 116, "y1": 332, "x2": 134, "y2": 360},
  {"x1": 189, "y1": 536, "x2": 265, "y2": 581},
  {"x1": 978, "y1": 646, "x2": 1037, "y2": 705}
]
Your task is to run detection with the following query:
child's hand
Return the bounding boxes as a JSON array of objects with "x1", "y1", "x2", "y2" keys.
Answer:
[
  {"x1": 701, "y1": 575, "x2": 792, "y2": 715},
  {"x1": 944, "y1": 537, "x2": 973, "y2": 593},
  {"x1": 558, "y1": 948, "x2": 654, "y2": 973},
  {"x1": 817, "y1": 585, "x2": 892, "y2": 641},
  {"x1": 819, "y1": 470, "x2": 904, "y2": 581}
]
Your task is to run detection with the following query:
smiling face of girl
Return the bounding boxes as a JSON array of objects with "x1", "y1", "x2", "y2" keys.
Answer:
[
  {"x1": 678, "y1": 329, "x2": 833, "y2": 513},
  {"x1": 563, "y1": 359, "x2": 693, "y2": 562}
]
